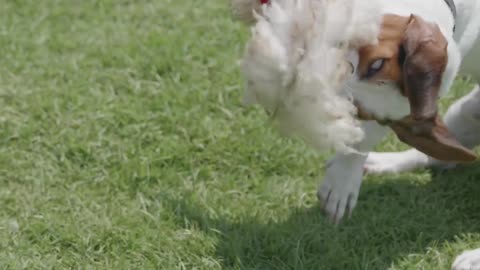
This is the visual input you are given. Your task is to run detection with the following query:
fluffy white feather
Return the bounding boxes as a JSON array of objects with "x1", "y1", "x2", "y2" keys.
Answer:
[{"x1": 233, "y1": 0, "x2": 382, "y2": 153}]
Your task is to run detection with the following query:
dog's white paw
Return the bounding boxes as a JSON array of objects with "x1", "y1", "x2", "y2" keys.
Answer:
[
  {"x1": 317, "y1": 175, "x2": 360, "y2": 224},
  {"x1": 364, "y1": 149, "x2": 430, "y2": 174},
  {"x1": 452, "y1": 249, "x2": 480, "y2": 270},
  {"x1": 317, "y1": 155, "x2": 364, "y2": 224},
  {"x1": 317, "y1": 121, "x2": 388, "y2": 223}
]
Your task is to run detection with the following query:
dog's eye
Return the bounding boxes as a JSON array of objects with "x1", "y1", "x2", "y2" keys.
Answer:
[{"x1": 365, "y1": 59, "x2": 385, "y2": 78}]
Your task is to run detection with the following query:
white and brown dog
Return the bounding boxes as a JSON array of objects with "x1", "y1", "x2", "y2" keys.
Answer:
[
  {"x1": 315, "y1": 0, "x2": 480, "y2": 268},
  {"x1": 318, "y1": 0, "x2": 480, "y2": 222}
]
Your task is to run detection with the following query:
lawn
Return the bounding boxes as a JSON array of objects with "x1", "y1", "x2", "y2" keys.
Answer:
[{"x1": 0, "y1": 0, "x2": 479, "y2": 269}]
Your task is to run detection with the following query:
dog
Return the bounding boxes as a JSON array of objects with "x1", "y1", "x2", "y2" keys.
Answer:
[
  {"x1": 312, "y1": 0, "x2": 480, "y2": 268},
  {"x1": 316, "y1": 0, "x2": 480, "y2": 223}
]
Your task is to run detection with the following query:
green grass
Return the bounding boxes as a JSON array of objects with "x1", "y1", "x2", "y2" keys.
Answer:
[{"x1": 0, "y1": 0, "x2": 479, "y2": 269}]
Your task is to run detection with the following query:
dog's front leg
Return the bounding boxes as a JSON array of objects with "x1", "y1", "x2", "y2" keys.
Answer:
[{"x1": 317, "y1": 121, "x2": 388, "y2": 223}]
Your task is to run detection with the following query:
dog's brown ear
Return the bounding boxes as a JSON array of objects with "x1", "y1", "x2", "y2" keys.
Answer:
[
  {"x1": 390, "y1": 116, "x2": 477, "y2": 162},
  {"x1": 402, "y1": 15, "x2": 447, "y2": 120},
  {"x1": 392, "y1": 15, "x2": 477, "y2": 162}
]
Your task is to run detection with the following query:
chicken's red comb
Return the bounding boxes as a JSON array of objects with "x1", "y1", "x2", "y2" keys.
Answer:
[{"x1": 260, "y1": 0, "x2": 269, "y2": 4}]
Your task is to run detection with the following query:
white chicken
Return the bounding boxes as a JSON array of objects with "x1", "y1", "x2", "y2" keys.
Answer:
[{"x1": 232, "y1": 0, "x2": 382, "y2": 153}]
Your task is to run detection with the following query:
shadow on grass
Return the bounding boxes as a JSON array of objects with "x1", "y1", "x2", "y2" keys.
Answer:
[{"x1": 166, "y1": 164, "x2": 480, "y2": 270}]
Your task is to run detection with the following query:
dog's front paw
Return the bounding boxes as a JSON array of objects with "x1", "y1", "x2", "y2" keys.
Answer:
[
  {"x1": 452, "y1": 249, "x2": 480, "y2": 270},
  {"x1": 317, "y1": 156, "x2": 364, "y2": 224}
]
